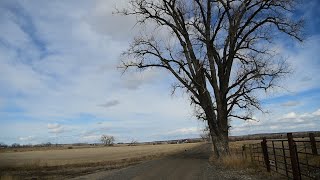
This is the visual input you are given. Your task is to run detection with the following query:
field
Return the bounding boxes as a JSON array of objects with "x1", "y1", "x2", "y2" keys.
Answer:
[
  {"x1": 0, "y1": 142, "x2": 203, "y2": 179},
  {"x1": 1, "y1": 142, "x2": 278, "y2": 180},
  {"x1": 0, "y1": 139, "x2": 295, "y2": 169},
  {"x1": 0, "y1": 143, "x2": 202, "y2": 168},
  {"x1": 1, "y1": 136, "x2": 317, "y2": 179},
  {"x1": 0, "y1": 140, "x2": 263, "y2": 179}
]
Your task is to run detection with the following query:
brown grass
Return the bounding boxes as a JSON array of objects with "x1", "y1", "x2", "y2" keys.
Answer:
[
  {"x1": 229, "y1": 140, "x2": 261, "y2": 149},
  {"x1": 209, "y1": 152, "x2": 252, "y2": 170},
  {"x1": 220, "y1": 154, "x2": 251, "y2": 169},
  {"x1": 0, "y1": 143, "x2": 204, "y2": 179},
  {"x1": 0, "y1": 143, "x2": 202, "y2": 168},
  {"x1": 208, "y1": 140, "x2": 263, "y2": 169}
]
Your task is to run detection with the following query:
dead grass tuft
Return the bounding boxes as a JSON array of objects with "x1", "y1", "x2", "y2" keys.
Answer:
[
  {"x1": 209, "y1": 153, "x2": 252, "y2": 169},
  {"x1": 221, "y1": 154, "x2": 251, "y2": 169}
]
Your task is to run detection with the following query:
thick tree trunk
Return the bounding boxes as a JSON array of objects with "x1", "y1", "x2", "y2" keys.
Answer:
[
  {"x1": 207, "y1": 114, "x2": 229, "y2": 158},
  {"x1": 199, "y1": 89, "x2": 230, "y2": 158},
  {"x1": 210, "y1": 128, "x2": 229, "y2": 158}
]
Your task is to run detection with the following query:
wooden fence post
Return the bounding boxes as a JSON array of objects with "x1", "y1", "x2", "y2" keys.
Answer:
[
  {"x1": 309, "y1": 133, "x2": 318, "y2": 155},
  {"x1": 249, "y1": 144, "x2": 253, "y2": 162},
  {"x1": 287, "y1": 133, "x2": 301, "y2": 180},
  {"x1": 261, "y1": 137, "x2": 270, "y2": 172}
]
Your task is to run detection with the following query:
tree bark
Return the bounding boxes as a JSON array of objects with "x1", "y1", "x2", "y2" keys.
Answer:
[
  {"x1": 197, "y1": 83, "x2": 230, "y2": 158},
  {"x1": 207, "y1": 116, "x2": 229, "y2": 158}
]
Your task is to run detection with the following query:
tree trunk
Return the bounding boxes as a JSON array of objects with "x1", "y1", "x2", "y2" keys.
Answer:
[
  {"x1": 207, "y1": 116, "x2": 229, "y2": 158},
  {"x1": 200, "y1": 90, "x2": 230, "y2": 158}
]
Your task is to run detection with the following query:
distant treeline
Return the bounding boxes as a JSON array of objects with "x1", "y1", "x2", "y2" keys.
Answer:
[
  {"x1": 0, "y1": 142, "x2": 64, "y2": 148},
  {"x1": 229, "y1": 131, "x2": 320, "y2": 141},
  {"x1": 0, "y1": 138, "x2": 204, "y2": 149}
]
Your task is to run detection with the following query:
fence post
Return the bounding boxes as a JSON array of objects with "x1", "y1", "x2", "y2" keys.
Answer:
[
  {"x1": 242, "y1": 145, "x2": 247, "y2": 159},
  {"x1": 249, "y1": 144, "x2": 253, "y2": 162},
  {"x1": 309, "y1": 133, "x2": 318, "y2": 155},
  {"x1": 287, "y1": 133, "x2": 301, "y2": 180},
  {"x1": 261, "y1": 137, "x2": 270, "y2": 172}
]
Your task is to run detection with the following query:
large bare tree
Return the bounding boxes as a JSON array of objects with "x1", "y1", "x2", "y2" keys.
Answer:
[{"x1": 118, "y1": 0, "x2": 303, "y2": 158}]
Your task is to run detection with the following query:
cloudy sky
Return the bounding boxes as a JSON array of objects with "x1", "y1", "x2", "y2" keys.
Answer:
[{"x1": 0, "y1": 0, "x2": 319, "y2": 145}]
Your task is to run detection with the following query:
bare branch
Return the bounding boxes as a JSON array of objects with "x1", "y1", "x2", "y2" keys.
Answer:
[{"x1": 117, "y1": 0, "x2": 303, "y2": 157}]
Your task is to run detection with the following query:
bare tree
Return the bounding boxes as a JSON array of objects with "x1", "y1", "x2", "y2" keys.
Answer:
[
  {"x1": 118, "y1": 0, "x2": 303, "y2": 158},
  {"x1": 200, "y1": 126, "x2": 211, "y2": 142},
  {"x1": 11, "y1": 143, "x2": 20, "y2": 148},
  {"x1": 100, "y1": 135, "x2": 115, "y2": 146},
  {"x1": 128, "y1": 139, "x2": 139, "y2": 146}
]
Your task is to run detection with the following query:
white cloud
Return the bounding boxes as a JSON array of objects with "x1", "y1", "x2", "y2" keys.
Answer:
[
  {"x1": 166, "y1": 127, "x2": 200, "y2": 135},
  {"x1": 282, "y1": 112, "x2": 297, "y2": 119},
  {"x1": 47, "y1": 123, "x2": 65, "y2": 134},
  {"x1": 49, "y1": 128, "x2": 64, "y2": 134},
  {"x1": 312, "y1": 109, "x2": 320, "y2": 116},
  {"x1": 19, "y1": 136, "x2": 35, "y2": 141},
  {"x1": 85, "y1": 0, "x2": 136, "y2": 41},
  {"x1": 81, "y1": 135, "x2": 101, "y2": 142},
  {"x1": 121, "y1": 69, "x2": 166, "y2": 90},
  {"x1": 47, "y1": 123, "x2": 61, "y2": 129},
  {"x1": 231, "y1": 109, "x2": 320, "y2": 136},
  {"x1": 281, "y1": 36, "x2": 320, "y2": 93},
  {"x1": 152, "y1": 127, "x2": 203, "y2": 138}
]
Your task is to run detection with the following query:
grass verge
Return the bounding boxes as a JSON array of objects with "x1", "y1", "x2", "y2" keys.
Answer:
[{"x1": 0, "y1": 153, "x2": 169, "y2": 180}]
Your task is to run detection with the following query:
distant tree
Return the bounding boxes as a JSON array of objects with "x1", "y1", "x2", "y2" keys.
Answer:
[
  {"x1": 26, "y1": 143, "x2": 33, "y2": 147},
  {"x1": 45, "y1": 142, "x2": 52, "y2": 147},
  {"x1": 200, "y1": 126, "x2": 211, "y2": 142},
  {"x1": 129, "y1": 139, "x2": 138, "y2": 146},
  {"x1": 11, "y1": 143, "x2": 20, "y2": 148},
  {"x1": 0, "y1": 142, "x2": 8, "y2": 148},
  {"x1": 100, "y1": 135, "x2": 115, "y2": 146},
  {"x1": 118, "y1": 0, "x2": 303, "y2": 158}
]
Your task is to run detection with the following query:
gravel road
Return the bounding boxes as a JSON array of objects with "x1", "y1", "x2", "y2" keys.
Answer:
[{"x1": 72, "y1": 143, "x2": 279, "y2": 180}]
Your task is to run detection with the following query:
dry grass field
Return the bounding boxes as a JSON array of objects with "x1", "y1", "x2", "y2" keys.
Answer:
[
  {"x1": 1, "y1": 137, "x2": 317, "y2": 179},
  {"x1": 0, "y1": 143, "x2": 202, "y2": 168},
  {"x1": 0, "y1": 142, "x2": 206, "y2": 179}
]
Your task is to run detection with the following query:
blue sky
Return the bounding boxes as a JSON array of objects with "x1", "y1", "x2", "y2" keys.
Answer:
[{"x1": 0, "y1": 0, "x2": 319, "y2": 145}]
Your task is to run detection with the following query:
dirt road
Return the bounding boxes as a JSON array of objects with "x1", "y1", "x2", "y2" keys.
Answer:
[{"x1": 72, "y1": 144, "x2": 276, "y2": 180}]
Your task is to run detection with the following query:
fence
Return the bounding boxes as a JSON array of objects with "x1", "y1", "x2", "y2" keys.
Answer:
[{"x1": 242, "y1": 133, "x2": 320, "y2": 180}]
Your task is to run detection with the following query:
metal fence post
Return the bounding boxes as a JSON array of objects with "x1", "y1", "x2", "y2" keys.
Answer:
[
  {"x1": 261, "y1": 137, "x2": 270, "y2": 172},
  {"x1": 309, "y1": 133, "x2": 318, "y2": 155},
  {"x1": 287, "y1": 133, "x2": 301, "y2": 180},
  {"x1": 242, "y1": 145, "x2": 247, "y2": 159},
  {"x1": 249, "y1": 144, "x2": 253, "y2": 162}
]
